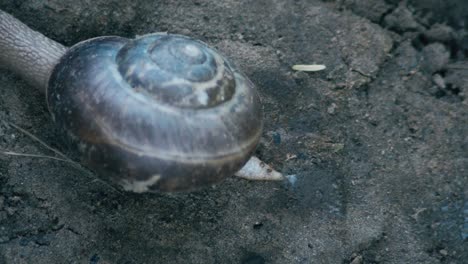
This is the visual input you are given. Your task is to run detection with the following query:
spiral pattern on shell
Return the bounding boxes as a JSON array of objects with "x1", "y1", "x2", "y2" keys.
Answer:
[
  {"x1": 117, "y1": 35, "x2": 236, "y2": 109},
  {"x1": 46, "y1": 33, "x2": 263, "y2": 192}
]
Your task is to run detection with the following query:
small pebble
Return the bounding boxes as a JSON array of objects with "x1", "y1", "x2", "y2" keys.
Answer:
[
  {"x1": 421, "y1": 43, "x2": 450, "y2": 74},
  {"x1": 327, "y1": 103, "x2": 337, "y2": 114},
  {"x1": 34, "y1": 235, "x2": 51, "y2": 246},
  {"x1": 253, "y1": 222, "x2": 263, "y2": 229},
  {"x1": 441, "y1": 205, "x2": 449, "y2": 212},
  {"x1": 424, "y1": 24, "x2": 455, "y2": 43},
  {"x1": 432, "y1": 74, "x2": 446, "y2": 89},
  {"x1": 350, "y1": 255, "x2": 363, "y2": 264},
  {"x1": 5, "y1": 207, "x2": 16, "y2": 216},
  {"x1": 286, "y1": 174, "x2": 297, "y2": 186},
  {"x1": 383, "y1": 3, "x2": 421, "y2": 32},
  {"x1": 9, "y1": 196, "x2": 21, "y2": 203}
]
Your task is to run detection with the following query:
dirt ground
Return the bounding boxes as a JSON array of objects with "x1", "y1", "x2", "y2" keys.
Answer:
[{"x1": 0, "y1": 0, "x2": 467, "y2": 263}]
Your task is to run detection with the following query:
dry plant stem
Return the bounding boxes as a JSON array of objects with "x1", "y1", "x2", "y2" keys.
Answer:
[
  {"x1": 1, "y1": 121, "x2": 82, "y2": 169},
  {"x1": 0, "y1": 10, "x2": 66, "y2": 92},
  {"x1": 0, "y1": 150, "x2": 72, "y2": 163},
  {"x1": 1, "y1": 123, "x2": 123, "y2": 193},
  {"x1": 0, "y1": 9, "x2": 283, "y2": 182},
  {"x1": 0, "y1": 149, "x2": 123, "y2": 194},
  {"x1": 5, "y1": 121, "x2": 71, "y2": 161}
]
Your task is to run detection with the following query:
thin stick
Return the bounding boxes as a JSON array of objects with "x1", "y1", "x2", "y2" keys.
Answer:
[
  {"x1": 0, "y1": 148, "x2": 84, "y2": 172},
  {"x1": 0, "y1": 150, "x2": 73, "y2": 163},
  {"x1": 1, "y1": 149, "x2": 123, "y2": 194},
  {"x1": 5, "y1": 121, "x2": 72, "y2": 162},
  {"x1": 1, "y1": 121, "x2": 84, "y2": 171},
  {"x1": 1, "y1": 120, "x2": 125, "y2": 193}
]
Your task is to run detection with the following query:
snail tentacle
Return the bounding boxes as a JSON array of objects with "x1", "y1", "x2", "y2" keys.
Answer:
[{"x1": 234, "y1": 156, "x2": 284, "y2": 181}]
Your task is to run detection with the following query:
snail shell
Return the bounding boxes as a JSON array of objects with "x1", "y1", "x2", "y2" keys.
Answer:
[{"x1": 47, "y1": 33, "x2": 263, "y2": 192}]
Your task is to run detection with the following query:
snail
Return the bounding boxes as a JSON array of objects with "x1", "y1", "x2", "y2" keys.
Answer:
[{"x1": 0, "y1": 10, "x2": 283, "y2": 193}]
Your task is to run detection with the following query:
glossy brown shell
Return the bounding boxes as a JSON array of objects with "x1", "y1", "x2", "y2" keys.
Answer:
[{"x1": 46, "y1": 33, "x2": 263, "y2": 192}]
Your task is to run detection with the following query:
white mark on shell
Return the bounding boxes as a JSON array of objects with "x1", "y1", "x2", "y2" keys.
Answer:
[
  {"x1": 120, "y1": 174, "x2": 161, "y2": 193},
  {"x1": 197, "y1": 91, "x2": 209, "y2": 105},
  {"x1": 183, "y1": 44, "x2": 202, "y2": 58}
]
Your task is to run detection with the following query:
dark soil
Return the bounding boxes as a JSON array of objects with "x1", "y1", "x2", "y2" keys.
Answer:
[{"x1": 0, "y1": 0, "x2": 467, "y2": 263}]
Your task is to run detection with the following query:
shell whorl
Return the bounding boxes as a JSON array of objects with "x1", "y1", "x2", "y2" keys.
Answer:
[
  {"x1": 117, "y1": 34, "x2": 236, "y2": 108},
  {"x1": 47, "y1": 33, "x2": 263, "y2": 192}
]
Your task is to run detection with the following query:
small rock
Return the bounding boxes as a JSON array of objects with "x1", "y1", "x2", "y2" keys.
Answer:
[
  {"x1": 425, "y1": 85, "x2": 440, "y2": 96},
  {"x1": 424, "y1": 24, "x2": 455, "y2": 43},
  {"x1": 432, "y1": 74, "x2": 446, "y2": 89},
  {"x1": 441, "y1": 205, "x2": 450, "y2": 212},
  {"x1": 439, "y1": 249, "x2": 448, "y2": 256},
  {"x1": 286, "y1": 174, "x2": 297, "y2": 186},
  {"x1": 34, "y1": 235, "x2": 51, "y2": 246},
  {"x1": 5, "y1": 207, "x2": 16, "y2": 216},
  {"x1": 421, "y1": 43, "x2": 450, "y2": 74},
  {"x1": 384, "y1": 3, "x2": 421, "y2": 32},
  {"x1": 394, "y1": 41, "x2": 420, "y2": 72},
  {"x1": 445, "y1": 63, "x2": 468, "y2": 94},
  {"x1": 9, "y1": 196, "x2": 21, "y2": 204},
  {"x1": 253, "y1": 221, "x2": 263, "y2": 229},
  {"x1": 343, "y1": 0, "x2": 392, "y2": 23},
  {"x1": 327, "y1": 103, "x2": 337, "y2": 114},
  {"x1": 331, "y1": 143, "x2": 345, "y2": 153},
  {"x1": 350, "y1": 255, "x2": 363, "y2": 264}
]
